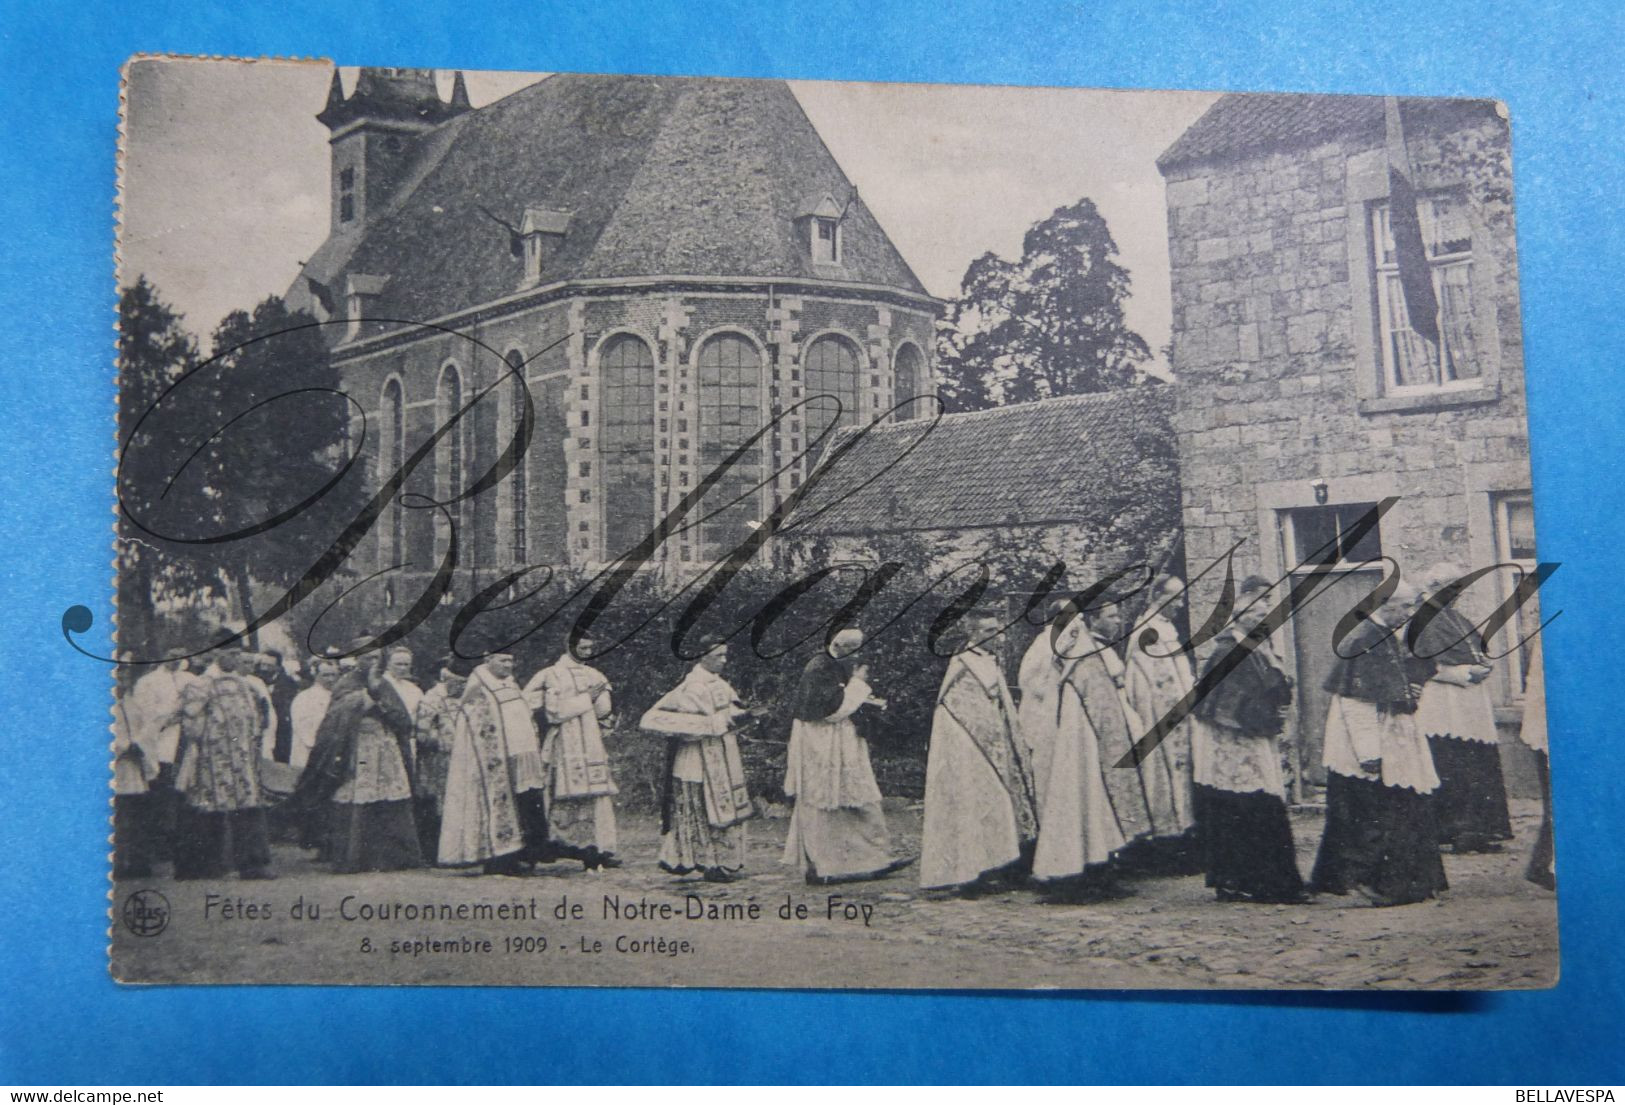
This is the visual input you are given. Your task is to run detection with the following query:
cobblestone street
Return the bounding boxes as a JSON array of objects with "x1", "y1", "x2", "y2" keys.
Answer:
[{"x1": 112, "y1": 798, "x2": 1557, "y2": 990}]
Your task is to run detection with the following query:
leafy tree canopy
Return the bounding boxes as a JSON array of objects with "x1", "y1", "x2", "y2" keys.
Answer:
[
  {"x1": 118, "y1": 286, "x2": 364, "y2": 648},
  {"x1": 935, "y1": 198, "x2": 1153, "y2": 410}
]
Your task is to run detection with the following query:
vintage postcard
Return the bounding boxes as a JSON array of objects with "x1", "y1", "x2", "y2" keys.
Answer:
[{"x1": 108, "y1": 57, "x2": 1556, "y2": 989}]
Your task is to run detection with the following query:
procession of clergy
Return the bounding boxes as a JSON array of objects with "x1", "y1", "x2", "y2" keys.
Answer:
[{"x1": 113, "y1": 560, "x2": 1554, "y2": 906}]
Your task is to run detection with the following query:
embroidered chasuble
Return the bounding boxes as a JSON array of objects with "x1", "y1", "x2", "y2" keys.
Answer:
[
  {"x1": 438, "y1": 664, "x2": 538, "y2": 866},
  {"x1": 176, "y1": 672, "x2": 264, "y2": 813},
  {"x1": 920, "y1": 649, "x2": 1038, "y2": 889},
  {"x1": 641, "y1": 665, "x2": 754, "y2": 829},
  {"x1": 1122, "y1": 614, "x2": 1197, "y2": 835},
  {"x1": 1032, "y1": 641, "x2": 1152, "y2": 878},
  {"x1": 525, "y1": 656, "x2": 617, "y2": 799}
]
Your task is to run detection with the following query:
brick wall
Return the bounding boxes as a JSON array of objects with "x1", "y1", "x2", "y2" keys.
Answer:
[{"x1": 335, "y1": 287, "x2": 936, "y2": 584}]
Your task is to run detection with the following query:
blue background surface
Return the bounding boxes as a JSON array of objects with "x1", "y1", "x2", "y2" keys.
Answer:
[{"x1": 1, "y1": 0, "x2": 1622, "y2": 1085}]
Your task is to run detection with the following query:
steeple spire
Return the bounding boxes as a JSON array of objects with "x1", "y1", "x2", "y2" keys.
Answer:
[
  {"x1": 317, "y1": 66, "x2": 470, "y2": 131},
  {"x1": 322, "y1": 70, "x2": 345, "y2": 117},
  {"x1": 315, "y1": 67, "x2": 471, "y2": 236}
]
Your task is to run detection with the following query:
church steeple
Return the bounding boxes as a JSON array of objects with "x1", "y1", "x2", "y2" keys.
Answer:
[{"x1": 317, "y1": 67, "x2": 470, "y2": 235}]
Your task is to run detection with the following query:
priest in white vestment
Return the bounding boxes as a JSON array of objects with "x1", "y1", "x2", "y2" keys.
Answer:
[
  {"x1": 1121, "y1": 577, "x2": 1199, "y2": 861},
  {"x1": 173, "y1": 649, "x2": 275, "y2": 880},
  {"x1": 641, "y1": 641, "x2": 756, "y2": 883},
  {"x1": 920, "y1": 609, "x2": 1039, "y2": 894},
  {"x1": 439, "y1": 652, "x2": 548, "y2": 875},
  {"x1": 287, "y1": 660, "x2": 338, "y2": 772},
  {"x1": 1017, "y1": 600, "x2": 1086, "y2": 817},
  {"x1": 523, "y1": 635, "x2": 621, "y2": 870},
  {"x1": 1411, "y1": 562, "x2": 1510, "y2": 853},
  {"x1": 1032, "y1": 605, "x2": 1153, "y2": 897},
  {"x1": 413, "y1": 657, "x2": 468, "y2": 865},
  {"x1": 1309, "y1": 581, "x2": 1447, "y2": 906},
  {"x1": 123, "y1": 650, "x2": 201, "y2": 866}
]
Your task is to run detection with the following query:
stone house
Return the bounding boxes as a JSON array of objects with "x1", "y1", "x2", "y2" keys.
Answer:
[
  {"x1": 288, "y1": 68, "x2": 938, "y2": 611},
  {"x1": 1158, "y1": 93, "x2": 1540, "y2": 792}
]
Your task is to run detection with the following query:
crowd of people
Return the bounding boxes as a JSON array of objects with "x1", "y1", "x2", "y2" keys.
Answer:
[{"x1": 111, "y1": 560, "x2": 1555, "y2": 908}]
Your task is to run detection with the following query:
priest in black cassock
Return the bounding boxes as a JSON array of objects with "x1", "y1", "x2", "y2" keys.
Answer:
[
  {"x1": 1310, "y1": 579, "x2": 1448, "y2": 906},
  {"x1": 781, "y1": 628, "x2": 911, "y2": 884},
  {"x1": 1410, "y1": 562, "x2": 1512, "y2": 854},
  {"x1": 1191, "y1": 575, "x2": 1307, "y2": 903}
]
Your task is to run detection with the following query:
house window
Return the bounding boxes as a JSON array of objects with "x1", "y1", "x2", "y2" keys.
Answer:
[
  {"x1": 506, "y1": 351, "x2": 529, "y2": 566},
  {"x1": 1283, "y1": 502, "x2": 1384, "y2": 566},
  {"x1": 812, "y1": 217, "x2": 840, "y2": 264},
  {"x1": 599, "y1": 334, "x2": 656, "y2": 559},
  {"x1": 380, "y1": 378, "x2": 406, "y2": 567},
  {"x1": 1493, "y1": 491, "x2": 1538, "y2": 699},
  {"x1": 893, "y1": 343, "x2": 924, "y2": 421},
  {"x1": 803, "y1": 335, "x2": 861, "y2": 460},
  {"x1": 1371, "y1": 194, "x2": 1479, "y2": 392},
  {"x1": 696, "y1": 333, "x2": 763, "y2": 558},
  {"x1": 435, "y1": 363, "x2": 466, "y2": 562}
]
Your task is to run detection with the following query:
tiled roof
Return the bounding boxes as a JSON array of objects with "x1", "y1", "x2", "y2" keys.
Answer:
[
  {"x1": 1157, "y1": 93, "x2": 1502, "y2": 172},
  {"x1": 290, "y1": 73, "x2": 928, "y2": 326},
  {"x1": 782, "y1": 387, "x2": 1175, "y2": 536}
]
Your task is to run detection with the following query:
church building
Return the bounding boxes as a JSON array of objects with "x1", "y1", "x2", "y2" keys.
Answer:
[{"x1": 290, "y1": 68, "x2": 938, "y2": 597}]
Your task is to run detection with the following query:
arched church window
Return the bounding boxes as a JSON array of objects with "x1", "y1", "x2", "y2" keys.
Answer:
[
  {"x1": 505, "y1": 351, "x2": 530, "y2": 566},
  {"x1": 435, "y1": 362, "x2": 466, "y2": 562},
  {"x1": 599, "y1": 334, "x2": 657, "y2": 559},
  {"x1": 380, "y1": 378, "x2": 405, "y2": 566},
  {"x1": 696, "y1": 333, "x2": 763, "y2": 558},
  {"x1": 893, "y1": 343, "x2": 925, "y2": 422},
  {"x1": 803, "y1": 334, "x2": 861, "y2": 457}
]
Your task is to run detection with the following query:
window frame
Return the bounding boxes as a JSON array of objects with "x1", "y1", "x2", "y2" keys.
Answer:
[
  {"x1": 434, "y1": 362, "x2": 467, "y2": 563},
  {"x1": 1491, "y1": 490, "x2": 1538, "y2": 702},
  {"x1": 892, "y1": 341, "x2": 927, "y2": 422},
  {"x1": 692, "y1": 330, "x2": 766, "y2": 557},
  {"x1": 379, "y1": 376, "x2": 406, "y2": 568},
  {"x1": 1369, "y1": 195, "x2": 1481, "y2": 397},
  {"x1": 812, "y1": 216, "x2": 841, "y2": 264},
  {"x1": 1342, "y1": 147, "x2": 1503, "y2": 415},
  {"x1": 502, "y1": 350, "x2": 530, "y2": 567},
  {"x1": 801, "y1": 332, "x2": 863, "y2": 451},
  {"x1": 596, "y1": 332, "x2": 658, "y2": 560}
]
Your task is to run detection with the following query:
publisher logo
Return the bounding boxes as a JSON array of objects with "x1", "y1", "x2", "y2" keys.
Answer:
[{"x1": 121, "y1": 889, "x2": 170, "y2": 937}]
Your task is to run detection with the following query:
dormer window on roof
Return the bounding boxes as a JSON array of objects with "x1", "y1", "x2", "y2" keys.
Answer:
[
  {"x1": 343, "y1": 273, "x2": 390, "y2": 341},
  {"x1": 795, "y1": 192, "x2": 847, "y2": 266},
  {"x1": 520, "y1": 206, "x2": 572, "y2": 286}
]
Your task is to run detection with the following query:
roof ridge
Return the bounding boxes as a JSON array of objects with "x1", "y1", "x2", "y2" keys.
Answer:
[{"x1": 866, "y1": 386, "x2": 1160, "y2": 429}]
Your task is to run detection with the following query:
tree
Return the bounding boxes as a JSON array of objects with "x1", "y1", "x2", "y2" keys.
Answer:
[
  {"x1": 120, "y1": 291, "x2": 362, "y2": 650},
  {"x1": 117, "y1": 278, "x2": 202, "y2": 647},
  {"x1": 936, "y1": 198, "x2": 1152, "y2": 409}
]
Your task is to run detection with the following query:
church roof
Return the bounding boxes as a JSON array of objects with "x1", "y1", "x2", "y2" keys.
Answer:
[
  {"x1": 782, "y1": 387, "x2": 1175, "y2": 536},
  {"x1": 1157, "y1": 92, "x2": 1503, "y2": 173},
  {"x1": 294, "y1": 73, "x2": 929, "y2": 328}
]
